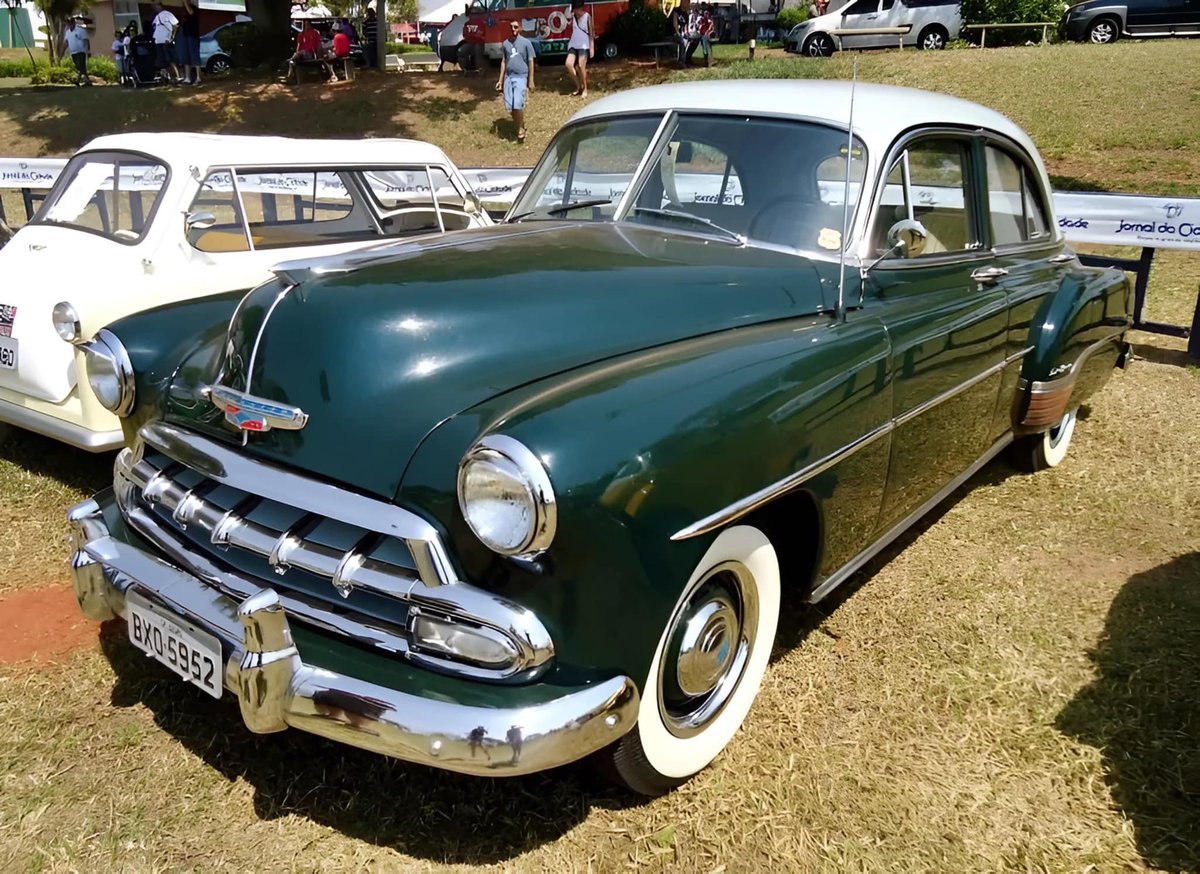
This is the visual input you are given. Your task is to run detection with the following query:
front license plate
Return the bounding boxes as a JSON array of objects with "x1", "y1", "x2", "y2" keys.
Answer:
[
  {"x1": 127, "y1": 590, "x2": 223, "y2": 699},
  {"x1": 0, "y1": 336, "x2": 16, "y2": 370}
]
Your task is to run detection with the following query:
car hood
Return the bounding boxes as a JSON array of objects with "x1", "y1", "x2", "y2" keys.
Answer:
[{"x1": 164, "y1": 221, "x2": 831, "y2": 498}]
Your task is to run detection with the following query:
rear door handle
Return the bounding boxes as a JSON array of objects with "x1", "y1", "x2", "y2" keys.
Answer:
[{"x1": 971, "y1": 266, "x2": 1009, "y2": 284}]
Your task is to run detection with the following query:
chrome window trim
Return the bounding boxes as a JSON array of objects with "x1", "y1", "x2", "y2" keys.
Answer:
[
  {"x1": 613, "y1": 110, "x2": 677, "y2": 220},
  {"x1": 979, "y1": 134, "x2": 1058, "y2": 253},
  {"x1": 671, "y1": 344, "x2": 1033, "y2": 541}
]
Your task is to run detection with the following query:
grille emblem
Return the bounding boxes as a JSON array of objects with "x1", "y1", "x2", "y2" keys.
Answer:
[{"x1": 208, "y1": 385, "x2": 308, "y2": 433}]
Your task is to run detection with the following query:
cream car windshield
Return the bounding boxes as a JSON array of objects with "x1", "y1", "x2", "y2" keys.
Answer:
[
  {"x1": 33, "y1": 151, "x2": 169, "y2": 245},
  {"x1": 509, "y1": 113, "x2": 866, "y2": 254}
]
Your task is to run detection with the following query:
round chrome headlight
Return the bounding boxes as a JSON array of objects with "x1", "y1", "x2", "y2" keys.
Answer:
[
  {"x1": 52, "y1": 301, "x2": 82, "y2": 344},
  {"x1": 457, "y1": 435, "x2": 556, "y2": 557},
  {"x1": 81, "y1": 329, "x2": 135, "y2": 416}
]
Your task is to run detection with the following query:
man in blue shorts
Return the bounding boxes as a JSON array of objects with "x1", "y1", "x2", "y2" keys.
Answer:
[{"x1": 495, "y1": 21, "x2": 535, "y2": 143}]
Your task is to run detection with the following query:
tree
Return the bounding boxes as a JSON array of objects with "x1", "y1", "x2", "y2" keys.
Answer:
[{"x1": 0, "y1": 0, "x2": 38, "y2": 67}]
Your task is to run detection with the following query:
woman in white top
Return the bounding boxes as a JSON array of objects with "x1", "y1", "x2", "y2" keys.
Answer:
[{"x1": 565, "y1": 0, "x2": 594, "y2": 97}]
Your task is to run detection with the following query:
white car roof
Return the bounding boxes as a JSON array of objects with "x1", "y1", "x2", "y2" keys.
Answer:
[
  {"x1": 76, "y1": 132, "x2": 455, "y2": 172},
  {"x1": 571, "y1": 80, "x2": 1041, "y2": 164}
]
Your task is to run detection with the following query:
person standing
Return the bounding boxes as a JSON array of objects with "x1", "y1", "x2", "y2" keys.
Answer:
[
  {"x1": 564, "y1": 0, "x2": 593, "y2": 97},
  {"x1": 151, "y1": 3, "x2": 181, "y2": 83},
  {"x1": 495, "y1": 20, "x2": 535, "y2": 143},
  {"x1": 177, "y1": 1, "x2": 202, "y2": 85},
  {"x1": 64, "y1": 17, "x2": 91, "y2": 87},
  {"x1": 671, "y1": 0, "x2": 691, "y2": 67}
]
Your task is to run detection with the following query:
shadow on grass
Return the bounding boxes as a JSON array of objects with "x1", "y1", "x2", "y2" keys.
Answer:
[
  {"x1": 98, "y1": 626, "x2": 644, "y2": 864},
  {"x1": 1056, "y1": 552, "x2": 1200, "y2": 872},
  {"x1": 0, "y1": 425, "x2": 112, "y2": 493},
  {"x1": 1132, "y1": 339, "x2": 1200, "y2": 369}
]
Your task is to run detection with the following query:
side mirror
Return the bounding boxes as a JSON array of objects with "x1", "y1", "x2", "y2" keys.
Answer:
[
  {"x1": 886, "y1": 218, "x2": 928, "y2": 258},
  {"x1": 185, "y1": 211, "x2": 217, "y2": 232}
]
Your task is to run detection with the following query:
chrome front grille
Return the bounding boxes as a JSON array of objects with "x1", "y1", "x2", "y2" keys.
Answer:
[{"x1": 113, "y1": 421, "x2": 554, "y2": 682}]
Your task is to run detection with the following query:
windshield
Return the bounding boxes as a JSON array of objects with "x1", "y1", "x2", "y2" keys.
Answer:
[
  {"x1": 33, "y1": 151, "x2": 169, "y2": 245},
  {"x1": 508, "y1": 113, "x2": 866, "y2": 255}
]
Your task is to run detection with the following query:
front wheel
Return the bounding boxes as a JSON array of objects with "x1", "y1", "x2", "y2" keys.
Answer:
[
  {"x1": 803, "y1": 32, "x2": 835, "y2": 57},
  {"x1": 1087, "y1": 17, "x2": 1119, "y2": 43},
  {"x1": 206, "y1": 55, "x2": 231, "y2": 74},
  {"x1": 599, "y1": 525, "x2": 780, "y2": 796},
  {"x1": 917, "y1": 25, "x2": 947, "y2": 50}
]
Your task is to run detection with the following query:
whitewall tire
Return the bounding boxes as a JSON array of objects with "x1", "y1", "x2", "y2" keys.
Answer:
[
  {"x1": 1032, "y1": 407, "x2": 1077, "y2": 470},
  {"x1": 603, "y1": 525, "x2": 780, "y2": 795}
]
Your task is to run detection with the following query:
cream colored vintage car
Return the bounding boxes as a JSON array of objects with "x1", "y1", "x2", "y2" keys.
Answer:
[{"x1": 0, "y1": 133, "x2": 491, "y2": 450}]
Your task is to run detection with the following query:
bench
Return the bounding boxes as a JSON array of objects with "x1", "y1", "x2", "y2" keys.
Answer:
[
  {"x1": 643, "y1": 40, "x2": 679, "y2": 66},
  {"x1": 293, "y1": 55, "x2": 355, "y2": 84}
]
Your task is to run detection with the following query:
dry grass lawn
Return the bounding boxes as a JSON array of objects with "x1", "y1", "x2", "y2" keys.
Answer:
[{"x1": 0, "y1": 37, "x2": 1198, "y2": 874}]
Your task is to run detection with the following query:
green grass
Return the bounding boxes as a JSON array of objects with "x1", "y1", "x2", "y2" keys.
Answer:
[{"x1": 0, "y1": 36, "x2": 1199, "y2": 874}]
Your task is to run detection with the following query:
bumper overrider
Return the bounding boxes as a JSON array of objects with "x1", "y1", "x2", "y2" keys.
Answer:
[{"x1": 67, "y1": 496, "x2": 639, "y2": 777}]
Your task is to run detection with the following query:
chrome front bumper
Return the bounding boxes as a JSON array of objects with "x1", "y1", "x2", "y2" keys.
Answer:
[{"x1": 68, "y1": 497, "x2": 639, "y2": 777}]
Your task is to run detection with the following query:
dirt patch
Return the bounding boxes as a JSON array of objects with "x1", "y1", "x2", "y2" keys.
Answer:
[{"x1": 0, "y1": 584, "x2": 96, "y2": 664}]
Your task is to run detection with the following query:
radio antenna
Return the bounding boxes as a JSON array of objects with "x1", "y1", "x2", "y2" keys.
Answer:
[{"x1": 836, "y1": 57, "x2": 858, "y2": 324}]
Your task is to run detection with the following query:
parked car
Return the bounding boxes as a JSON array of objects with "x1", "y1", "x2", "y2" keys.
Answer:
[
  {"x1": 0, "y1": 133, "x2": 490, "y2": 450},
  {"x1": 1059, "y1": 0, "x2": 1200, "y2": 43},
  {"x1": 67, "y1": 80, "x2": 1130, "y2": 796},
  {"x1": 785, "y1": 0, "x2": 963, "y2": 55},
  {"x1": 199, "y1": 17, "x2": 253, "y2": 74}
]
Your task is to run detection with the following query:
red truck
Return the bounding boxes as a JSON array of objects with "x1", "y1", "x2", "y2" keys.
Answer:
[{"x1": 457, "y1": 0, "x2": 630, "y2": 65}]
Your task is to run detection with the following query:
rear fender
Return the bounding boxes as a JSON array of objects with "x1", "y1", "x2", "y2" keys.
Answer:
[{"x1": 1014, "y1": 265, "x2": 1131, "y2": 433}]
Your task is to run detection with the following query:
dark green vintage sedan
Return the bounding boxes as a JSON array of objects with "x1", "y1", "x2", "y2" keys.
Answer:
[{"x1": 66, "y1": 81, "x2": 1131, "y2": 795}]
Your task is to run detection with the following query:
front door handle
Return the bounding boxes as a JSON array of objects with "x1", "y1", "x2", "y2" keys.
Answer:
[
  {"x1": 1047, "y1": 252, "x2": 1074, "y2": 264},
  {"x1": 971, "y1": 266, "x2": 1009, "y2": 284}
]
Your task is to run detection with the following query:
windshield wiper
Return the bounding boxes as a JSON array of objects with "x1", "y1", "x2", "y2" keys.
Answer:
[
  {"x1": 629, "y1": 207, "x2": 746, "y2": 245},
  {"x1": 509, "y1": 198, "x2": 613, "y2": 222}
]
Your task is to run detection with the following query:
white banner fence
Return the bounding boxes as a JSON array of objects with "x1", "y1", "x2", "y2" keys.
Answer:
[{"x1": 2, "y1": 157, "x2": 1196, "y2": 353}]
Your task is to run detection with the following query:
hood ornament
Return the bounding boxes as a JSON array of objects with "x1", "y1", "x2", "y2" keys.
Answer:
[{"x1": 207, "y1": 385, "x2": 308, "y2": 433}]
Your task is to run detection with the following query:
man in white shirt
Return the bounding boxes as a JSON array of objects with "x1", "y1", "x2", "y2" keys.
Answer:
[
  {"x1": 64, "y1": 18, "x2": 91, "y2": 87},
  {"x1": 151, "y1": 3, "x2": 181, "y2": 83}
]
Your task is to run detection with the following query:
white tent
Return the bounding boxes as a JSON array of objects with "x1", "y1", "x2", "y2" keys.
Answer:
[{"x1": 292, "y1": 5, "x2": 334, "y2": 19}]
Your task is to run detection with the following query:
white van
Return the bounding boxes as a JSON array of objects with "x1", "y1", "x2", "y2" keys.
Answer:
[{"x1": 784, "y1": 0, "x2": 963, "y2": 56}]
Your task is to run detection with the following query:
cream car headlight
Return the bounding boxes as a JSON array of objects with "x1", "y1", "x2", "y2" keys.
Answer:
[
  {"x1": 52, "y1": 301, "x2": 82, "y2": 344},
  {"x1": 81, "y1": 329, "x2": 135, "y2": 416},
  {"x1": 457, "y1": 434, "x2": 556, "y2": 557}
]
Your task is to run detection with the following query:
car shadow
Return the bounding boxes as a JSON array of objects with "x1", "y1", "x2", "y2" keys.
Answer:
[
  {"x1": 99, "y1": 626, "x2": 645, "y2": 864},
  {"x1": 1056, "y1": 552, "x2": 1200, "y2": 871},
  {"x1": 772, "y1": 450, "x2": 1025, "y2": 656},
  {"x1": 0, "y1": 426, "x2": 112, "y2": 493}
]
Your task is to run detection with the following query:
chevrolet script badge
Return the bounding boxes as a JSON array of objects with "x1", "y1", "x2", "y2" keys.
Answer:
[{"x1": 207, "y1": 385, "x2": 308, "y2": 433}]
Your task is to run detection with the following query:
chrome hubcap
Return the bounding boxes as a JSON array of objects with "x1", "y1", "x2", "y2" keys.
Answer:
[{"x1": 659, "y1": 562, "x2": 758, "y2": 738}]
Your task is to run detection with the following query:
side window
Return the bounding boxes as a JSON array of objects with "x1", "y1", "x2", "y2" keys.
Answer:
[
  {"x1": 881, "y1": 0, "x2": 896, "y2": 10},
  {"x1": 842, "y1": 0, "x2": 879, "y2": 14},
  {"x1": 985, "y1": 146, "x2": 1051, "y2": 246},
  {"x1": 234, "y1": 170, "x2": 366, "y2": 250},
  {"x1": 360, "y1": 166, "x2": 474, "y2": 235},
  {"x1": 187, "y1": 169, "x2": 248, "y2": 253},
  {"x1": 873, "y1": 138, "x2": 972, "y2": 257}
]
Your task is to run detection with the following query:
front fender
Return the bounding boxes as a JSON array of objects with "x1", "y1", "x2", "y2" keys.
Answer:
[
  {"x1": 398, "y1": 314, "x2": 892, "y2": 686},
  {"x1": 104, "y1": 289, "x2": 245, "y2": 442}
]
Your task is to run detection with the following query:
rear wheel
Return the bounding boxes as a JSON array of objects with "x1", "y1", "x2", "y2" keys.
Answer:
[
  {"x1": 599, "y1": 40, "x2": 619, "y2": 60},
  {"x1": 599, "y1": 526, "x2": 780, "y2": 796},
  {"x1": 917, "y1": 24, "x2": 948, "y2": 50},
  {"x1": 803, "y1": 33, "x2": 835, "y2": 57},
  {"x1": 1088, "y1": 17, "x2": 1119, "y2": 43},
  {"x1": 206, "y1": 55, "x2": 231, "y2": 74},
  {"x1": 1013, "y1": 408, "x2": 1078, "y2": 472},
  {"x1": 455, "y1": 41, "x2": 477, "y2": 70}
]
